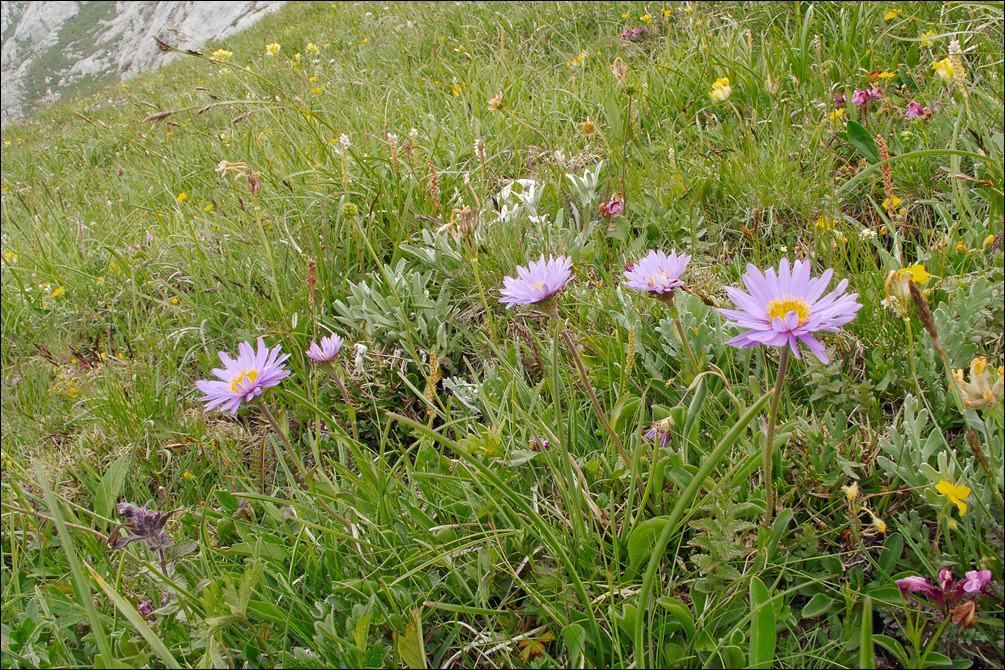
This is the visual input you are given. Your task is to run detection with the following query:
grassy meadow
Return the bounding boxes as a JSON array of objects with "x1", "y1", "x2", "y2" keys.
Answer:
[{"x1": 1, "y1": 1, "x2": 1003, "y2": 667}]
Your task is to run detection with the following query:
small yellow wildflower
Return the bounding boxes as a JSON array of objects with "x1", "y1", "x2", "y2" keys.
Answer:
[
  {"x1": 919, "y1": 30, "x2": 937, "y2": 47},
  {"x1": 829, "y1": 108, "x2": 845, "y2": 121},
  {"x1": 311, "y1": 87, "x2": 324, "y2": 94},
  {"x1": 640, "y1": 13, "x2": 653, "y2": 24},
  {"x1": 936, "y1": 479, "x2": 970, "y2": 516},
  {"x1": 953, "y1": 356, "x2": 1004, "y2": 409},
  {"x1": 581, "y1": 117, "x2": 597, "y2": 135},
  {"x1": 265, "y1": 42, "x2": 281, "y2": 56},
  {"x1": 931, "y1": 57, "x2": 961, "y2": 82},
  {"x1": 305, "y1": 42, "x2": 319, "y2": 53},
  {"x1": 176, "y1": 192, "x2": 188, "y2": 203},
  {"x1": 203, "y1": 203, "x2": 213, "y2": 212},
  {"x1": 866, "y1": 509, "x2": 888, "y2": 534},
  {"x1": 663, "y1": 9, "x2": 672, "y2": 16},
  {"x1": 183, "y1": 471, "x2": 195, "y2": 480},
  {"x1": 50, "y1": 285, "x2": 65, "y2": 298},
  {"x1": 884, "y1": 8, "x2": 902, "y2": 20},
  {"x1": 882, "y1": 195, "x2": 902, "y2": 211},
  {"x1": 211, "y1": 49, "x2": 232, "y2": 60},
  {"x1": 294, "y1": 53, "x2": 301, "y2": 65},
  {"x1": 171, "y1": 298, "x2": 179, "y2": 305},
  {"x1": 898, "y1": 263, "x2": 930, "y2": 285},
  {"x1": 621, "y1": 13, "x2": 629, "y2": 18},
  {"x1": 955, "y1": 241, "x2": 968, "y2": 252},
  {"x1": 487, "y1": 91, "x2": 504, "y2": 111},
  {"x1": 983, "y1": 234, "x2": 995, "y2": 249},
  {"x1": 709, "y1": 77, "x2": 731, "y2": 102},
  {"x1": 841, "y1": 482, "x2": 859, "y2": 501},
  {"x1": 877, "y1": 71, "x2": 896, "y2": 79}
]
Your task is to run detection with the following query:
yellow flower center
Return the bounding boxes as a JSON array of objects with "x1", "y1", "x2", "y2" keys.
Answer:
[
  {"x1": 648, "y1": 270, "x2": 671, "y2": 286},
  {"x1": 229, "y1": 368, "x2": 259, "y2": 394},
  {"x1": 766, "y1": 295, "x2": 810, "y2": 325},
  {"x1": 530, "y1": 281, "x2": 545, "y2": 290}
]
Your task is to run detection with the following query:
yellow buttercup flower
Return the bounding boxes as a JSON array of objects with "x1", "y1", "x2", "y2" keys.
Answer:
[
  {"x1": 50, "y1": 285, "x2": 65, "y2": 298},
  {"x1": 176, "y1": 192, "x2": 188, "y2": 203},
  {"x1": 305, "y1": 42, "x2": 319, "y2": 54},
  {"x1": 640, "y1": 13, "x2": 652, "y2": 24},
  {"x1": 936, "y1": 479, "x2": 971, "y2": 516},
  {"x1": 983, "y1": 234, "x2": 995, "y2": 249},
  {"x1": 829, "y1": 108, "x2": 845, "y2": 121},
  {"x1": 203, "y1": 203, "x2": 213, "y2": 212},
  {"x1": 884, "y1": 9, "x2": 902, "y2": 21}
]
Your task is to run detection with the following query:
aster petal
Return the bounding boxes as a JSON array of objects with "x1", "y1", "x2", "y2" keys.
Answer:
[{"x1": 799, "y1": 334, "x2": 829, "y2": 363}]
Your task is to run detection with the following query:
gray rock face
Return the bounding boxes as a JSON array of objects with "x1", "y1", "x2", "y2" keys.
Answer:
[{"x1": 1, "y1": 0, "x2": 285, "y2": 126}]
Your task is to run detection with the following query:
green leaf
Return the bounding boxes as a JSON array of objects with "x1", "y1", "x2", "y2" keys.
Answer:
[
  {"x1": 611, "y1": 393, "x2": 641, "y2": 435},
  {"x1": 656, "y1": 597, "x2": 695, "y2": 641},
  {"x1": 397, "y1": 607, "x2": 426, "y2": 669},
  {"x1": 907, "y1": 41, "x2": 919, "y2": 69},
  {"x1": 561, "y1": 623, "x2": 586, "y2": 668},
  {"x1": 873, "y1": 635, "x2": 909, "y2": 668},
  {"x1": 748, "y1": 577, "x2": 775, "y2": 669},
  {"x1": 801, "y1": 593, "x2": 833, "y2": 619},
  {"x1": 846, "y1": 120, "x2": 881, "y2": 163},
  {"x1": 626, "y1": 517, "x2": 669, "y2": 577},
  {"x1": 95, "y1": 452, "x2": 131, "y2": 519},
  {"x1": 860, "y1": 596, "x2": 875, "y2": 670}
]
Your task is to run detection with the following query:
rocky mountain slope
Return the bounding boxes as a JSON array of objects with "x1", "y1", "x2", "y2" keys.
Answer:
[{"x1": 1, "y1": 0, "x2": 285, "y2": 126}]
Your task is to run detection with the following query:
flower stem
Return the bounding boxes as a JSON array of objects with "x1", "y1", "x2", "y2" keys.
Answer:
[
  {"x1": 252, "y1": 200, "x2": 285, "y2": 314},
  {"x1": 763, "y1": 347, "x2": 790, "y2": 527},
  {"x1": 330, "y1": 366, "x2": 359, "y2": 442},
  {"x1": 672, "y1": 315, "x2": 700, "y2": 375},
  {"x1": 904, "y1": 318, "x2": 928, "y2": 407},
  {"x1": 558, "y1": 324, "x2": 633, "y2": 474},
  {"x1": 257, "y1": 399, "x2": 309, "y2": 485}
]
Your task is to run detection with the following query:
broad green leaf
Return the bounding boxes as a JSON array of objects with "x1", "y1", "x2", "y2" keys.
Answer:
[
  {"x1": 801, "y1": 593, "x2": 834, "y2": 619},
  {"x1": 397, "y1": 607, "x2": 426, "y2": 669},
  {"x1": 846, "y1": 120, "x2": 881, "y2": 163},
  {"x1": 626, "y1": 517, "x2": 669, "y2": 577},
  {"x1": 561, "y1": 623, "x2": 586, "y2": 669},
  {"x1": 656, "y1": 597, "x2": 695, "y2": 640},
  {"x1": 95, "y1": 452, "x2": 131, "y2": 519},
  {"x1": 748, "y1": 577, "x2": 775, "y2": 669}
]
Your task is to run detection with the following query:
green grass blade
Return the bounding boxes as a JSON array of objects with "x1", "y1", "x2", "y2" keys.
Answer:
[
  {"x1": 34, "y1": 461, "x2": 115, "y2": 666},
  {"x1": 85, "y1": 563, "x2": 182, "y2": 669}
]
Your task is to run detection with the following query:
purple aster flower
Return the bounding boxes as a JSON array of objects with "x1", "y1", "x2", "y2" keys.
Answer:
[
  {"x1": 963, "y1": 569, "x2": 992, "y2": 593},
  {"x1": 195, "y1": 338, "x2": 291, "y2": 414},
  {"x1": 644, "y1": 418, "x2": 673, "y2": 449},
  {"x1": 905, "y1": 101, "x2": 925, "y2": 118},
  {"x1": 624, "y1": 249, "x2": 691, "y2": 295},
  {"x1": 717, "y1": 258, "x2": 862, "y2": 364},
  {"x1": 306, "y1": 333, "x2": 345, "y2": 364},
  {"x1": 499, "y1": 255, "x2": 573, "y2": 309}
]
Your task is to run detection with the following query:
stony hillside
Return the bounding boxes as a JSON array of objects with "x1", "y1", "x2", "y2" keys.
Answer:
[{"x1": 1, "y1": 0, "x2": 284, "y2": 126}]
